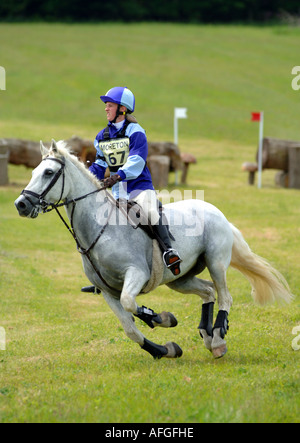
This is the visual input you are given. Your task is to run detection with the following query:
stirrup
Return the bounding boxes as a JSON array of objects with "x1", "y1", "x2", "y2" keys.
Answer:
[
  {"x1": 81, "y1": 286, "x2": 101, "y2": 294},
  {"x1": 163, "y1": 249, "x2": 182, "y2": 276}
]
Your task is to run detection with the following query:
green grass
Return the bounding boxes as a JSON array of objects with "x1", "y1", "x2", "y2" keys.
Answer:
[
  {"x1": 0, "y1": 23, "x2": 299, "y2": 423},
  {"x1": 1, "y1": 23, "x2": 300, "y2": 142}
]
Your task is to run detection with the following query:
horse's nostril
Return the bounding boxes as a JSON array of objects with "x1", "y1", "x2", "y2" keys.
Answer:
[
  {"x1": 17, "y1": 201, "x2": 26, "y2": 210},
  {"x1": 15, "y1": 196, "x2": 32, "y2": 217}
]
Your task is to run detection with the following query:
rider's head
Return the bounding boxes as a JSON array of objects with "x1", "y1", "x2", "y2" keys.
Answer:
[{"x1": 100, "y1": 87, "x2": 135, "y2": 123}]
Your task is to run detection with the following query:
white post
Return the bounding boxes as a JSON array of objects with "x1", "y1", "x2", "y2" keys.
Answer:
[
  {"x1": 257, "y1": 111, "x2": 264, "y2": 189},
  {"x1": 0, "y1": 66, "x2": 6, "y2": 91},
  {"x1": 174, "y1": 112, "x2": 178, "y2": 146},
  {"x1": 174, "y1": 108, "x2": 187, "y2": 185}
]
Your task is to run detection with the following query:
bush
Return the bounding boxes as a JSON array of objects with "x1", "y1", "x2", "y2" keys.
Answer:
[{"x1": 0, "y1": 0, "x2": 300, "y2": 23}]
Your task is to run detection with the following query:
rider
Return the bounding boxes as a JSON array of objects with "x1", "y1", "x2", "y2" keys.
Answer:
[{"x1": 89, "y1": 86, "x2": 182, "y2": 277}]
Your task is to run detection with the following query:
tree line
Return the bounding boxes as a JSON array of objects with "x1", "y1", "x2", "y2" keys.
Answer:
[{"x1": 0, "y1": 0, "x2": 299, "y2": 23}]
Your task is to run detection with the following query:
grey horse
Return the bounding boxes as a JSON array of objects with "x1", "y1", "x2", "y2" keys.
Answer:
[{"x1": 15, "y1": 140, "x2": 293, "y2": 360}]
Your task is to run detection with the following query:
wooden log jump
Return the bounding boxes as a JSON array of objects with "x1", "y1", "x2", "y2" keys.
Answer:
[
  {"x1": 288, "y1": 146, "x2": 300, "y2": 189},
  {"x1": 242, "y1": 137, "x2": 300, "y2": 189},
  {"x1": 3, "y1": 136, "x2": 93, "y2": 168},
  {"x1": 0, "y1": 144, "x2": 9, "y2": 186},
  {"x1": 2, "y1": 136, "x2": 197, "y2": 186},
  {"x1": 147, "y1": 155, "x2": 170, "y2": 188}
]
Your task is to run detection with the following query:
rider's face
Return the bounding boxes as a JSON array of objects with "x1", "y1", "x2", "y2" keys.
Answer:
[
  {"x1": 105, "y1": 102, "x2": 127, "y2": 122},
  {"x1": 105, "y1": 102, "x2": 118, "y2": 121}
]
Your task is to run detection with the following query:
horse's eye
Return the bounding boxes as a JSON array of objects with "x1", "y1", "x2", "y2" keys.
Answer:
[{"x1": 44, "y1": 169, "x2": 54, "y2": 177}]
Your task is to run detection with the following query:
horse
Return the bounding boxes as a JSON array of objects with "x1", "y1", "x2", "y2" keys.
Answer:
[{"x1": 15, "y1": 140, "x2": 293, "y2": 360}]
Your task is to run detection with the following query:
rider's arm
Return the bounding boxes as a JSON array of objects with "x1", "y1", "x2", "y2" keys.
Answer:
[{"x1": 89, "y1": 137, "x2": 108, "y2": 181}]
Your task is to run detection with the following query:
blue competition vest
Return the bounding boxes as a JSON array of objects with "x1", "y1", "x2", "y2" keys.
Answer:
[{"x1": 94, "y1": 120, "x2": 155, "y2": 198}]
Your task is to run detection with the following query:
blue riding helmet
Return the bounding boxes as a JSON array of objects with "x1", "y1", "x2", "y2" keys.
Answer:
[{"x1": 100, "y1": 86, "x2": 135, "y2": 113}]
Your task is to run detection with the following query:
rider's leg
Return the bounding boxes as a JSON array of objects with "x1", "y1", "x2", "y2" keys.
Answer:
[
  {"x1": 152, "y1": 214, "x2": 182, "y2": 275},
  {"x1": 132, "y1": 190, "x2": 182, "y2": 275}
]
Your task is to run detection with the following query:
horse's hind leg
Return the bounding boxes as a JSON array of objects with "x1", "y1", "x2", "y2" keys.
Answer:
[
  {"x1": 198, "y1": 301, "x2": 214, "y2": 352},
  {"x1": 206, "y1": 261, "x2": 232, "y2": 359},
  {"x1": 167, "y1": 275, "x2": 216, "y2": 351}
]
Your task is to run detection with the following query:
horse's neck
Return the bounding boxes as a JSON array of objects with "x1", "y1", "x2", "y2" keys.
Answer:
[
  {"x1": 64, "y1": 160, "x2": 108, "y2": 232},
  {"x1": 65, "y1": 157, "x2": 100, "y2": 196}
]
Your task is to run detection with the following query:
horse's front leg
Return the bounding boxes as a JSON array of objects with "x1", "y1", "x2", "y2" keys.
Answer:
[
  {"x1": 116, "y1": 267, "x2": 182, "y2": 359},
  {"x1": 102, "y1": 291, "x2": 145, "y2": 346},
  {"x1": 103, "y1": 289, "x2": 182, "y2": 360},
  {"x1": 120, "y1": 267, "x2": 178, "y2": 329},
  {"x1": 119, "y1": 266, "x2": 149, "y2": 314}
]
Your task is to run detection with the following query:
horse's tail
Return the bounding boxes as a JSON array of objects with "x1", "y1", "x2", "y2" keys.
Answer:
[{"x1": 230, "y1": 224, "x2": 293, "y2": 305}]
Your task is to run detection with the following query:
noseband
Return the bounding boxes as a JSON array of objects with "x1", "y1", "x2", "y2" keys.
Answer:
[{"x1": 21, "y1": 157, "x2": 66, "y2": 212}]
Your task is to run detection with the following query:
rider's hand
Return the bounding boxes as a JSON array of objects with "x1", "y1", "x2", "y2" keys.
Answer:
[{"x1": 103, "y1": 174, "x2": 122, "y2": 188}]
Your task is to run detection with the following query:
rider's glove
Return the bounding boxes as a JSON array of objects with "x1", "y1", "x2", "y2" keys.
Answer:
[{"x1": 103, "y1": 174, "x2": 122, "y2": 188}]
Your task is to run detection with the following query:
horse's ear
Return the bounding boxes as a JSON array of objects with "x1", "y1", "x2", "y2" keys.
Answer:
[
  {"x1": 40, "y1": 141, "x2": 49, "y2": 157},
  {"x1": 50, "y1": 139, "x2": 58, "y2": 153}
]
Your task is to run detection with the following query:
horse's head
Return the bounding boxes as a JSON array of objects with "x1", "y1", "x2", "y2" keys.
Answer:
[{"x1": 15, "y1": 139, "x2": 67, "y2": 218}]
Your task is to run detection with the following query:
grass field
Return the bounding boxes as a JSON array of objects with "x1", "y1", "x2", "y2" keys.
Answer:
[{"x1": 0, "y1": 23, "x2": 299, "y2": 423}]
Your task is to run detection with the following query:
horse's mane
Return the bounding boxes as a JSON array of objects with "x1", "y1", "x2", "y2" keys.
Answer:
[{"x1": 50, "y1": 140, "x2": 103, "y2": 189}]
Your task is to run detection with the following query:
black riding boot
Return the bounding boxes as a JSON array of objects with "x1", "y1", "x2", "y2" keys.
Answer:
[{"x1": 153, "y1": 217, "x2": 182, "y2": 276}]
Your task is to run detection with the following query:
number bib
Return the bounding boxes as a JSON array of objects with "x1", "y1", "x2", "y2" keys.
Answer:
[{"x1": 99, "y1": 137, "x2": 130, "y2": 172}]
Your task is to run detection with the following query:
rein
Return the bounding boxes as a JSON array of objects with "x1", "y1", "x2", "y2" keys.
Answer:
[
  {"x1": 54, "y1": 198, "x2": 116, "y2": 292},
  {"x1": 22, "y1": 156, "x2": 116, "y2": 291}
]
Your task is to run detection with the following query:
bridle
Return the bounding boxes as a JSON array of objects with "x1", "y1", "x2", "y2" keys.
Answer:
[
  {"x1": 21, "y1": 156, "x2": 108, "y2": 213},
  {"x1": 21, "y1": 157, "x2": 66, "y2": 213},
  {"x1": 21, "y1": 156, "x2": 116, "y2": 291}
]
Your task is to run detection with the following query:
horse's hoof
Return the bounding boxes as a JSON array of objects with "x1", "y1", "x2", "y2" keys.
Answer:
[
  {"x1": 199, "y1": 329, "x2": 212, "y2": 351},
  {"x1": 212, "y1": 344, "x2": 227, "y2": 359},
  {"x1": 154, "y1": 311, "x2": 178, "y2": 328},
  {"x1": 164, "y1": 342, "x2": 183, "y2": 358}
]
